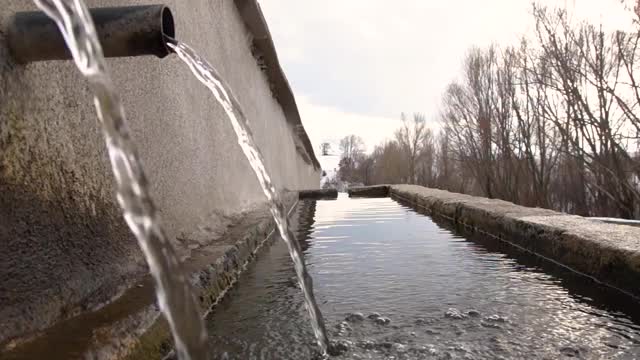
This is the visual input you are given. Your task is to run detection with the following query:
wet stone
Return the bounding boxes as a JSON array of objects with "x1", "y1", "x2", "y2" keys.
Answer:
[
  {"x1": 345, "y1": 312, "x2": 365, "y2": 322},
  {"x1": 445, "y1": 308, "x2": 467, "y2": 320},
  {"x1": 375, "y1": 316, "x2": 391, "y2": 325}
]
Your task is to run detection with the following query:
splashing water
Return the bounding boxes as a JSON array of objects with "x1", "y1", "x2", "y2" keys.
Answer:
[
  {"x1": 32, "y1": 1, "x2": 207, "y2": 359},
  {"x1": 168, "y1": 41, "x2": 331, "y2": 355}
]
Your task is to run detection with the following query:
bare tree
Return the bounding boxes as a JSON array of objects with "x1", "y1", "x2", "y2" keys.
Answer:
[
  {"x1": 532, "y1": 5, "x2": 640, "y2": 217},
  {"x1": 371, "y1": 141, "x2": 409, "y2": 184},
  {"x1": 319, "y1": 142, "x2": 332, "y2": 156},
  {"x1": 339, "y1": 135, "x2": 365, "y2": 161},
  {"x1": 395, "y1": 113, "x2": 429, "y2": 184},
  {"x1": 416, "y1": 128, "x2": 436, "y2": 187},
  {"x1": 338, "y1": 135, "x2": 365, "y2": 183}
]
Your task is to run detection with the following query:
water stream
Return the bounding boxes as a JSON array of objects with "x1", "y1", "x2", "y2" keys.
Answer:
[
  {"x1": 168, "y1": 41, "x2": 331, "y2": 356},
  {"x1": 32, "y1": 1, "x2": 207, "y2": 359}
]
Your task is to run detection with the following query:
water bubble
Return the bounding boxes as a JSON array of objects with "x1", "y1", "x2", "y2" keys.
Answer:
[
  {"x1": 440, "y1": 351, "x2": 454, "y2": 359},
  {"x1": 367, "y1": 312, "x2": 381, "y2": 320},
  {"x1": 481, "y1": 315, "x2": 507, "y2": 329},
  {"x1": 414, "y1": 344, "x2": 438, "y2": 355},
  {"x1": 449, "y1": 343, "x2": 468, "y2": 353},
  {"x1": 393, "y1": 343, "x2": 408, "y2": 353},
  {"x1": 328, "y1": 339, "x2": 351, "y2": 356},
  {"x1": 483, "y1": 314, "x2": 507, "y2": 323},
  {"x1": 467, "y1": 310, "x2": 481, "y2": 317},
  {"x1": 445, "y1": 308, "x2": 467, "y2": 320},
  {"x1": 480, "y1": 321, "x2": 502, "y2": 329},
  {"x1": 334, "y1": 321, "x2": 352, "y2": 336},
  {"x1": 345, "y1": 312, "x2": 365, "y2": 322},
  {"x1": 357, "y1": 339, "x2": 376, "y2": 350},
  {"x1": 415, "y1": 317, "x2": 436, "y2": 326}
]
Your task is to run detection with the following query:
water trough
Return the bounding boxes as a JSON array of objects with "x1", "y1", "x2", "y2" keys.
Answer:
[
  {"x1": 3, "y1": 0, "x2": 640, "y2": 358},
  {"x1": 349, "y1": 185, "x2": 640, "y2": 299}
]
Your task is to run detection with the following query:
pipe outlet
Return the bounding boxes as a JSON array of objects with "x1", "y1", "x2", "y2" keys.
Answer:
[{"x1": 8, "y1": 5, "x2": 175, "y2": 63}]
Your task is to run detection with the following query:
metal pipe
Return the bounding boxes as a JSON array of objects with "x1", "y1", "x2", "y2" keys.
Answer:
[{"x1": 8, "y1": 5, "x2": 175, "y2": 64}]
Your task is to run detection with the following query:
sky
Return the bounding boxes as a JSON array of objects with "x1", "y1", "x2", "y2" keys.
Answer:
[{"x1": 259, "y1": 0, "x2": 636, "y2": 153}]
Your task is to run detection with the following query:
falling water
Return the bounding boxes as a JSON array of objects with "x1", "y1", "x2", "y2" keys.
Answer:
[
  {"x1": 168, "y1": 41, "x2": 331, "y2": 355},
  {"x1": 32, "y1": 1, "x2": 207, "y2": 359}
]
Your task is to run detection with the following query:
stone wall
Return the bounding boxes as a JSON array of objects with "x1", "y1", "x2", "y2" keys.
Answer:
[{"x1": 0, "y1": 0, "x2": 320, "y2": 347}]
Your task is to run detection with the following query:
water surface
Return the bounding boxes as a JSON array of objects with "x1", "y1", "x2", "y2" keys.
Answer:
[{"x1": 207, "y1": 195, "x2": 640, "y2": 359}]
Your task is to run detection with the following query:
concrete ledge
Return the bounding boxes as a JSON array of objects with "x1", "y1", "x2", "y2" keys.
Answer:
[
  {"x1": 298, "y1": 189, "x2": 338, "y2": 200},
  {"x1": 388, "y1": 185, "x2": 640, "y2": 299},
  {"x1": 2, "y1": 194, "x2": 297, "y2": 360}
]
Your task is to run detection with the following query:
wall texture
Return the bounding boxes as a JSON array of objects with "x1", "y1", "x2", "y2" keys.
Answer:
[{"x1": 0, "y1": 0, "x2": 320, "y2": 346}]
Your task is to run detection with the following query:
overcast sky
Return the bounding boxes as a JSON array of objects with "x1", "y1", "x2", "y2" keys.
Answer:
[{"x1": 260, "y1": 0, "x2": 635, "y2": 153}]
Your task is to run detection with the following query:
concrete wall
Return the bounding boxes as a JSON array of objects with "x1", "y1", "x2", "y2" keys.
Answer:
[{"x1": 0, "y1": 0, "x2": 320, "y2": 346}]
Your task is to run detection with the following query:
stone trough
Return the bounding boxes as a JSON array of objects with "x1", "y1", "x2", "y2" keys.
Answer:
[{"x1": 348, "y1": 185, "x2": 640, "y2": 299}]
